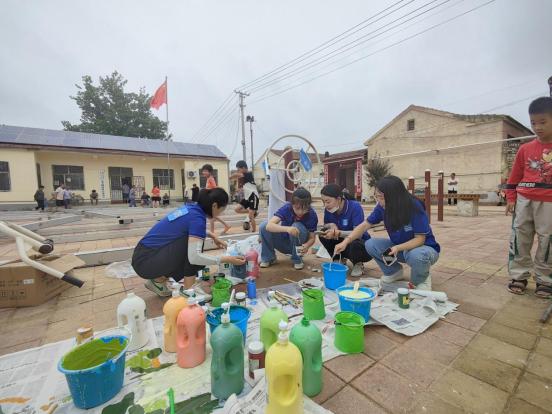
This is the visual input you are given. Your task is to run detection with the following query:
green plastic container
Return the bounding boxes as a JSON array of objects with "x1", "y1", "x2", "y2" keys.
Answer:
[
  {"x1": 302, "y1": 289, "x2": 325, "y2": 321},
  {"x1": 211, "y1": 278, "x2": 232, "y2": 307},
  {"x1": 260, "y1": 301, "x2": 288, "y2": 351},
  {"x1": 334, "y1": 311, "x2": 365, "y2": 354},
  {"x1": 210, "y1": 312, "x2": 245, "y2": 400},
  {"x1": 290, "y1": 318, "x2": 323, "y2": 397}
]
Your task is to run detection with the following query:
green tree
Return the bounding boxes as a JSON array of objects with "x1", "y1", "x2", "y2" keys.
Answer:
[
  {"x1": 62, "y1": 71, "x2": 167, "y2": 139},
  {"x1": 364, "y1": 153, "x2": 392, "y2": 188}
]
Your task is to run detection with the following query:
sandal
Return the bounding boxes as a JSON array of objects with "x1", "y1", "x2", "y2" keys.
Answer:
[
  {"x1": 535, "y1": 283, "x2": 552, "y2": 299},
  {"x1": 507, "y1": 279, "x2": 527, "y2": 295}
]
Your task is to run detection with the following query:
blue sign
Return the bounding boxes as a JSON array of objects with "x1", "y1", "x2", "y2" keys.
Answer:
[{"x1": 299, "y1": 148, "x2": 312, "y2": 172}]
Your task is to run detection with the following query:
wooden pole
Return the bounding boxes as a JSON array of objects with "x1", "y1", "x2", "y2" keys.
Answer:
[
  {"x1": 408, "y1": 176, "x2": 415, "y2": 196},
  {"x1": 424, "y1": 169, "x2": 431, "y2": 223},
  {"x1": 437, "y1": 170, "x2": 444, "y2": 222}
]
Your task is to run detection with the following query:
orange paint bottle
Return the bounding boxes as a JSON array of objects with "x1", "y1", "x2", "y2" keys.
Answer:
[{"x1": 176, "y1": 292, "x2": 206, "y2": 368}]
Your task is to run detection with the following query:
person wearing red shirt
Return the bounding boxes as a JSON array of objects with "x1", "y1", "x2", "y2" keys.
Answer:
[
  {"x1": 201, "y1": 164, "x2": 231, "y2": 235},
  {"x1": 151, "y1": 185, "x2": 161, "y2": 208},
  {"x1": 505, "y1": 97, "x2": 552, "y2": 298}
]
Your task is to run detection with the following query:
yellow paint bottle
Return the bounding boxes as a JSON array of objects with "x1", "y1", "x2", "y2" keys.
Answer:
[
  {"x1": 162, "y1": 283, "x2": 187, "y2": 353},
  {"x1": 265, "y1": 321, "x2": 303, "y2": 414}
]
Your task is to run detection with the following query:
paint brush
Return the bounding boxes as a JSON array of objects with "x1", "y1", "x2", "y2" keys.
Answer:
[
  {"x1": 283, "y1": 278, "x2": 318, "y2": 300},
  {"x1": 167, "y1": 388, "x2": 175, "y2": 414}
]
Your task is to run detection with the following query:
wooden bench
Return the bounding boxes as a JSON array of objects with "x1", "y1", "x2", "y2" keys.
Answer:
[{"x1": 416, "y1": 194, "x2": 481, "y2": 217}]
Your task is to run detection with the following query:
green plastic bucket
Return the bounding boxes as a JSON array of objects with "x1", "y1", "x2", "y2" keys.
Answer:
[
  {"x1": 302, "y1": 289, "x2": 325, "y2": 320},
  {"x1": 334, "y1": 311, "x2": 365, "y2": 354},
  {"x1": 211, "y1": 278, "x2": 232, "y2": 307}
]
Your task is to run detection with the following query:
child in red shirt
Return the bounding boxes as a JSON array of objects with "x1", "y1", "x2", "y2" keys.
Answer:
[
  {"x1": 201, "y1": 164, "x2": 231, "y2": 235},
  {"x1": 505, "y1": 97, "x2": 552, "y2": 298}
]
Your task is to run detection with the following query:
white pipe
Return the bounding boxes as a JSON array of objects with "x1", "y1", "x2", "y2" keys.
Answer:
[
  {"x1": 0, "y1": 222, "x2": 44, "y2": 251},
  {"x1": 15, "y1": 237, "x2": 64, "y2": 279},
  {"x1": 6, "y1": 221, "x2": 48, "y2": 243}
]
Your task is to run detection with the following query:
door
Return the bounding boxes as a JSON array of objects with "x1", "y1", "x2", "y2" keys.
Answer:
[
  {"x1": 181, "y1": 169, "x2": 187, "y2": 201},
  {"x1": 108, "y1": 167, "x2": 133, "y2": 203}
]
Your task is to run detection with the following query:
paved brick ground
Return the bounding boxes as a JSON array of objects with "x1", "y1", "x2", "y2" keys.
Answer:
[{"x1": 1, "y1": 206, "x2": 551, "y2": 413}]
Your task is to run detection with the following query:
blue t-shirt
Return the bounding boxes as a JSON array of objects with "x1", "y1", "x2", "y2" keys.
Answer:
[
  {"x1": 324, "y1": 199, "x2": 369, "y2": 241},
  {"x1": 366, "y1": 201, "x2": 440, "y2": 252},
  {"x1": 275, "y1": 203, "x2": 318, "y2": 232},
  {"x1": 139, "y1": 204, "x2": 207, "y2": 248}
]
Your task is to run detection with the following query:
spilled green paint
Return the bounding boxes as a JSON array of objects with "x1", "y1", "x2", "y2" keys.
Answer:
[
  {"x1": 143, "y1": 399, "x2": 167, "y2": 413},
  {"x1": 169, "y1": 393, "x2": 218, "y2": 414},
  {"x1": 129, "y1": 405, "x2": 145, "y2": 414},
  {"x1": 127, "y1": 348, "x2": 173, "y2": 374},
  {"x1": 61, "y1": 337, "x2": 127, "y2": 370},
  {"x1": 101, "y1": 392, "x2": 135, "y2": 414}
]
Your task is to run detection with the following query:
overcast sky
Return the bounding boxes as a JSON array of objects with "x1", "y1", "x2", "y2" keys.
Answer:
[{"x1": 1, "y1": 0, "x2": 551, "y2": 166}]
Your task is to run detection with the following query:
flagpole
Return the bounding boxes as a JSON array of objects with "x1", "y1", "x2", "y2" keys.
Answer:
[{"x1": 165, "y1": 76, "x2": 170, "y2": 201}]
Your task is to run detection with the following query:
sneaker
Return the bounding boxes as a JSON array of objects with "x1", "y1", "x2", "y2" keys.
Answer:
[
  {"x1": 144, "y1": 279, "x2": 172, "y2": 297},
  {"x1": 260, "y1": 259, "x2": 276, "y2": 268},
  {"x1": 351, "y1": 263, "x2": 364, "y2": 277},
  {"x1": 381, "y1": 269, "x2": 405, "y2": 284},
  {"x1": 293, "y1": 262, "x2": 304, "y2": 270},
  {"x1": 415, "y1": 275, "x2": 432, "y2": 291}
]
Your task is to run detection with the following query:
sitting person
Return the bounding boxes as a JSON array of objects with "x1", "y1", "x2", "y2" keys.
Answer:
[
  {"x1": 335, "y1": 175, "x2": 440, "y2": 290},
  {"x1": 141, "y1": 191, "x2": 151, "y2": 207},
  {"x1": 259, "y1": 187, "x2": 318, "y2": 270},
  {"x1": 162, "y1": 193, "x2": 170, "y2": 207},
  {"x1": 319, "y1": 184, "x2": 372, "y2": 276},
  {"x1": 90, "y1": 189, "x2": 99, "y2": 205}
]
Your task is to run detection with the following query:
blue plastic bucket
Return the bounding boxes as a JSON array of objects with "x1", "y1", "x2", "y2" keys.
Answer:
[
  {"x1": 207, "y1": 305, "x2": 251, "y2": 343},
  {"x1": 322, "y1": 262, "x2": 348, "y2": 290},
  {"x1": 337, "y1": 286, "x2": 376, "y2": 322},
  {"x1": 58, "y1": 335, "x2": 129, "y2": 409}
]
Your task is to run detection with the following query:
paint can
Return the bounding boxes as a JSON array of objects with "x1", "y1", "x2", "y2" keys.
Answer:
[
  {"x1": 302, "y1": 289, "x2": 325, "y2": 320},
  {"x1": 337, "y1": 286, "x2": 376, "y2": 322},
  {"x1": 397, "y1": 288, "x2": 410, "y2": 309},
  {"x1": 334, "y1": 311, "x2": 365, "y2": 354},
  {"x1": 322, "y1": 262, "x2": 348, "y2": 290},
  {"x1": 58, "y1": 335, "x2": 129, "y2": 409}
]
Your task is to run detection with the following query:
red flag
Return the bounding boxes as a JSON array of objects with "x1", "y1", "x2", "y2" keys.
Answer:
[{"x1": 150, "y1": 80, "x2": 167, "y2": 110}]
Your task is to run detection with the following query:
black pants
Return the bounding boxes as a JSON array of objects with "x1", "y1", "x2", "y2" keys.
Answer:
[
  {"x1": 35, "y1": 200, "x2": 45, "y2": 210},
  {"x1": 319, "y1": 237, "x2": 372, "y2": 264},
  {"x1": 131, "y1": 236, "x2": 203, "y2": 282},
  {"x1": 448, "y1": 190, "x2": 457, "y2": 205}
]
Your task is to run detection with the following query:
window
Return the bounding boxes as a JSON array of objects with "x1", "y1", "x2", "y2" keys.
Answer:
[
  {"x1": 153, "y1": 169, "x2": 174, "y2": 190},
  {"x1": 0, "y1": 161, "x2": 10, "y2": 191},
  {"x1": 52, "y1": 165, "x2": 85, "y2": 190},
  {"x1": 199, "y1": 168, "x2": 218, "y2": 188},
  {"x1": 407, "y1": 119, "x2": 415, "y2": 131}
]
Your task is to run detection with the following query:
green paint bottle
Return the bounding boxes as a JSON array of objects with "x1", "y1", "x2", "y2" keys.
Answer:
[
  {"x1": 210, "y1": 303, "x2": 244, "y2": 400},
  {"x1": 260, "y1": 291, "x2": 288, "y2": 352},
  {"x1": 290, "y1": 317, "x2": 323, "y2": 397}
]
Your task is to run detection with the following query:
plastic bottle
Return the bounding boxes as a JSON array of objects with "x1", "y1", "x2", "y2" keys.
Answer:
[
  {"x1": 117, "y1": 292, "x2": 148, "y2": 351},
  {"x1": 245, "y1": 247, "x2": 260, "y2": 279},
  {"x1": 176, "y1": 291, "x2": 206, "y2": 368},
  {"x1": 290, "y1": 317, "x2": 323, "y2": 397},
  {"x1": 248, "y1": 340, "x2": 265, "y2": 379},
  {"x1": 210, "y1": 303, "x2": 245, "y2": 400},
  {"x1": 162, "y1": 283, "x2": 188, "y2": 353},
  {"x1": 246, "y1": 278, "x2": 257, "y2": 299},
  {"x1": 265, "y1": 321, "x2": 303, "y2": 414},
  {"x1": 260, "y1": 291, "x2": 289, "y2": 352}
]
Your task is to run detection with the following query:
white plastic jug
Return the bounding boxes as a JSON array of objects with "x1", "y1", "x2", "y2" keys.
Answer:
[{"x1": 117, "y1": 292, "x2": 148, "y2": 351}]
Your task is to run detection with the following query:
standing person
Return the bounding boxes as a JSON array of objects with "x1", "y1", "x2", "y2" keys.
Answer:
[
  {"x1": 90, "y1": 189, "x2": 99, "y2": 205},
  {"x1": 319, "y1": 184, "x2": 372, "y2": 277},
  {"x1": 63, "y1": 187, "x2": 71, "y2": 209},
  {"x1": 34, "y1": 185, "x2": 45, "y2": 211},
  {"x1": 505, "y1": 97, "x2": 552, "y2": 298},
  {"x1": 259, "y1": 188, "x2": 318, "y2": 270},
  {"x1": 129, "y1": 186, "x2": 137, "y2": 207},
  {"x1": 151, "y1": 185, "x2": 161, "y2": 208},
  {"x1": 122, "y1": 182, "x2": 130, "y2": 204},
  {"x1": 132, "y1": 188, "x2": 245, "y2": 292},
  {"x1": 232, "y1": 161, "x2": 260, "y2": 232},
  {"x1": 201, "y1": 164, "x2": 231, "y2": 235},
  {"x1": 191, "y1": 184, "x2": 200, "y2": 203},
  {"x1": 55, "y1": 184, "x2": 65, "y2": 211},
  {"x1": 335, "y1": 176, "x2": 440, "y2": 290},
  {"x1": 447, "y1": 173, "x2": 458, "y2": 205}
]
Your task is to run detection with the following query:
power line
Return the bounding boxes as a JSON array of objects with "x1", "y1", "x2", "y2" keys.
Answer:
[
  {"x1": 250, "y1": 0, "x2": 496, "y2": 104},
  {"x1": 192, "y1": 96, "x2": 239, "y2": 144},
  {"x1": 189, "y1": 92, "x2": 235, "y2": 143}
]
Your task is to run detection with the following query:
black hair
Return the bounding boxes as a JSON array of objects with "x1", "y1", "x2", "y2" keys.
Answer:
[
  {"x1": 39, "y1": 185, "x2": 44, "y2": 189},
  {"x1": 291, "y1": 187, "x2": 312, "y2": 209},
  {"x1": 321, "y1": 184, "x2": 354, "y2": 200},
  {"x1": 376, "y1": 175, "x2": 422, "y2": 232},
  {"x1": 529, "y1": 97, "x2": 552, "y2": 115},
  {"x1": 197, "y1": 188, "x2": 229, "y2": 217},
  {"x1": 236, "y1": 160, "x2": 248, "y2": 169},
  {"x1": 201, "y1": 164, "x2": 214, "y2": 173}
]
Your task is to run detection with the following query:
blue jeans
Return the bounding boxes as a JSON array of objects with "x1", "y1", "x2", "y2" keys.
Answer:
[
  {"x1": 364, "y1": 238, "x2": 439, "y2": 286},
  {"x1": 260, "y1": 220, "x2": 309, "y2": 264}
]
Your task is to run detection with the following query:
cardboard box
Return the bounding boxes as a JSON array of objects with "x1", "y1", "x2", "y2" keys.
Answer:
[{"x1": 0, "y1": 254, "x2": 85, "y2": 308}]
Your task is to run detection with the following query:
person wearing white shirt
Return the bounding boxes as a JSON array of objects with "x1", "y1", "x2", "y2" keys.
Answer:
[{"x1": 448, "y1": 173, "x2": 459, "y2": 205}]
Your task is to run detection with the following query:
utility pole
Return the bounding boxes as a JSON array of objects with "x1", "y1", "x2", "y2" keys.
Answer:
[
  {"x1": 548, "y1": 75, "x2": 552, "y2": 97},
  {"x1": 246, "y1": 115, "x2": 255, "y2": 170},
  {"x1": 234, "y1": 90, "x2": 250, "y2": 162}
]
